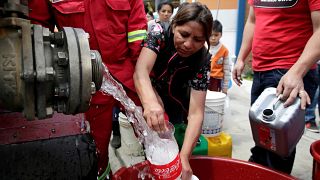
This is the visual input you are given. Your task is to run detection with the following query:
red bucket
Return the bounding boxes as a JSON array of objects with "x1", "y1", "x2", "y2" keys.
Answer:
[
  {"x1": 310, "y1": 140, "x2": 320, "y2": 180},
  {"x1": 113, "y1": 156, "x2": 296, "y2": 180}
]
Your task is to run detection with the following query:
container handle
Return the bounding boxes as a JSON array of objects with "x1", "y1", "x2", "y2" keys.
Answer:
[{"x1": 272, "y1": 95, "x2": 283, "y2": 110}]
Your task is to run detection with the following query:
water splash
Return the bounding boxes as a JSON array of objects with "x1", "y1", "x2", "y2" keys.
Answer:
[{"x1": 99, "y1": 64, "x2": 157, "y2": 145}]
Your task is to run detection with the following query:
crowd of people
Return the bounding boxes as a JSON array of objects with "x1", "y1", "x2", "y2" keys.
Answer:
[{"x1": 28, "y1": 0, "x2": 320, "y2": 179}]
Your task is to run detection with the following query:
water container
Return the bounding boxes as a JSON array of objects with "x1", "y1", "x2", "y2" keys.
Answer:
[
  {"x1": 145, "y1": 119, "x2": 182, "y2": 180},
  {"x1": 202, "y1": 91, "x2": 226, "y2": 136},
  {"x1": 310, "y1": 140, "x2": 320, "y2": 180},
  {"x1": 249, "y1": 87, "x2": 305, "y2": 157},
  {"x1": 174, "y1": 123, "x2": 208, "y2": 155},
  {"x1": 118, "y1": 112, "x2": 144, "y2": 156},
  {"x1": 206, "y1": 131, "x2": 232, "y2": 158}
]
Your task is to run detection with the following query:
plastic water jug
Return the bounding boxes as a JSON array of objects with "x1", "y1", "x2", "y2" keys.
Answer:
[
  {"x1": 206, "y1": 131, "x2": 232, "y2": 158},
  {"x1": 145, "y1": 114, "x2": 182, "y2": 180},
  {"x1": 174, "y1": 123, "x2": 208, "y2": 155},
  {"x1": 118, "y1": 112, "x2": 144, "y2": 156},
  {"x1": 249, "y1": 87, "x2": 305, "y2": 157},
  {"x1": 202, "y1": 91, "x2": 226, "y2": 136}
]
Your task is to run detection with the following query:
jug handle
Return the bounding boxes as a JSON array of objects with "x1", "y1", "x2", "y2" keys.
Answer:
[{"x1": 272, "y1": 95, "x2": 282, "y2": 110}]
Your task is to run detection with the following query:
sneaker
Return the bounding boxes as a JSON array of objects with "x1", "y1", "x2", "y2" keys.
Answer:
[
  {"x1": 305, "y1": 121, "x2": 320, "y2": 133},
  {"x1": 111, "y1": 135, "x2": 121, "y2": 149}
]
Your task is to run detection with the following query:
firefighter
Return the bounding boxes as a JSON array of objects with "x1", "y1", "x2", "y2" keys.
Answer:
[{"x1": 29, "y1": 0, "x2": 147, "y2": 178}]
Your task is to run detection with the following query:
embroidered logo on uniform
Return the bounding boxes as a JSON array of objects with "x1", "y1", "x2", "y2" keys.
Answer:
[{"x1": 253, "y1": 0, "x2": 298, "y2": 8}]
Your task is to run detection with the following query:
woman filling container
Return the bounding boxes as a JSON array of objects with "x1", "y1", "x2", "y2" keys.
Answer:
[{"x1": 133, "y1": 2, "x2": 213, "y2": 179}]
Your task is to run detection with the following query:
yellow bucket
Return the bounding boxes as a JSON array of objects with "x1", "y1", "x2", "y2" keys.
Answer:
[{"x1": 206, "y1": 131, "x2": 232, "y2": 158}]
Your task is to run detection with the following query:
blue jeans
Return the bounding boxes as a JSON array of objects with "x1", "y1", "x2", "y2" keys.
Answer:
[
  {"x1": 249, "y1": 69, "x2": 317, "y2": 174},
  {"x1": 306, "y1": 87, "x2": 319, "y2": 122},
  {"x1": 306, "y1": 64, "x2": 320, "y2": 122}
]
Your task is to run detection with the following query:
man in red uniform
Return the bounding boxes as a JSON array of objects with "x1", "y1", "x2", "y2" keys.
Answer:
[{"x1": 29, "y1": 0, "x2": 147, "y2": 178}]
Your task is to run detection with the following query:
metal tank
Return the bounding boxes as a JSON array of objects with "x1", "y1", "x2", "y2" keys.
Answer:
[
  {"x1": 0, "y1": 1, "x2": 103, "y2": 178},
  {"x1": 249, "y1": 87, "x2": 305, "y2": 157},
  {"x1": 0, "y1": 0, "x2": 103, "y2": 120}
]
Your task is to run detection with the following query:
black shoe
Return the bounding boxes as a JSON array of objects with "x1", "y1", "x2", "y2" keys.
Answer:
[
  {"x1": 305, "y1": 121, "x2": 320, "y2": 133},
  {"x1": 111, "y1": 135, "x2": 121, "y2": 149}
]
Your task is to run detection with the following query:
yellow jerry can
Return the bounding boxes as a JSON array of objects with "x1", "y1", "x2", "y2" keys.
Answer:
[{"x1": 206, "y1": 131, "x2": 232, "y2": 158}]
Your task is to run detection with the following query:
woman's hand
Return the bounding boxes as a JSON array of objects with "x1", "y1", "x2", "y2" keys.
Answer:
[
  {"x1": 143, "y1": 103, "x2": 166, "y2": 132},
  {"x1": 180, "y1": 153, "x2": 192, "y2": 180},
  {"x1": 232, "y1": 60, "x2": 245, "y2": 86},
  {"x1": 276, "y1": 70, "x2": 310, "y2": 109}
]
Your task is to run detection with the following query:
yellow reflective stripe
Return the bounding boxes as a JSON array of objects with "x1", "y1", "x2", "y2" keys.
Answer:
[{"x1": 128, "y1": 30, "x2": 146, "y2": 43}]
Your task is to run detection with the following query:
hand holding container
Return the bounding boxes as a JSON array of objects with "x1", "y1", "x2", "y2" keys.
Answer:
[{"x1": 249, "y1": 87, "x2": 305, "y2": 157}]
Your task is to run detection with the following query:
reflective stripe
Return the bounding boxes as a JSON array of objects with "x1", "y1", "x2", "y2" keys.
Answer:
[
  {"x1": 98, "y1": 162, "x2": 111, "y2": 180},
  {"x1": 49, "y1": 0, "x2": 65, "y2": 3},
  {"x1": 128, "y1": 30, "x2": 146, "y2": 43}
]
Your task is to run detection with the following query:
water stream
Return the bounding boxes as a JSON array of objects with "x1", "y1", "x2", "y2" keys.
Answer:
[
  {"x1": 99, "y1": 64, "x2": 156, "y2": 145},
  {"x1": 100, "y1": 65, "x2": 180, "y2": 179}
]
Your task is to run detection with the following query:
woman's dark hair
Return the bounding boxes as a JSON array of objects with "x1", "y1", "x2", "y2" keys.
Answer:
[
  {"x1": 147, "y1": 11, "x2": 154, "y2": 19},
  {"x1": 213, "y1": 20, "x2": 223, "y2": 33},
  {"x1": 171, "y1": 2, "x2": 213, "y2": 50},
  {"x1": 157, "y1": 1, "x2": 174, "y2": 13},
  {"x1": 144, "y1": 2, "x2": 149, "y2": 13}
]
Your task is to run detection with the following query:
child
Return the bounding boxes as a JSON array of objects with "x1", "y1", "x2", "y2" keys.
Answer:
[{"x1": 208, "y1": 20, "x2": 230, "y2": 94}]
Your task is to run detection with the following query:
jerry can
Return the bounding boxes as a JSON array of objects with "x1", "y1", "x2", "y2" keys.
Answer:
[
  {"x1": 249, "y1": 87, "x2": 305, "y2": 157},
  {"x1": 174, "y1": 123, "x2": 208, "y2": 155},
  {"x1": 206, "y1": 131, "x2": 232, "y2": 158}
]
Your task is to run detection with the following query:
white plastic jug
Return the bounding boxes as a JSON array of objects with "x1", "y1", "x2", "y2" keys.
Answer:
[
  {"x1": 145, "y1": 115, "x2": 182, "y2": 179},
  {"x1": 249, "y1": 87, "x2": 305, "y2": 157}
]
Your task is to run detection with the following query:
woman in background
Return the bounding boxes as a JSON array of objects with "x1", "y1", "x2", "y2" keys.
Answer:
[{"x1": 148, "y1": 1, "x2": 174, "y2": 31}]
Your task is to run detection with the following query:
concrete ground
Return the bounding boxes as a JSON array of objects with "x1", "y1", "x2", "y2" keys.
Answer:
[{"x1": 109, "y1": 79, "x2": 320, "y2": 180}]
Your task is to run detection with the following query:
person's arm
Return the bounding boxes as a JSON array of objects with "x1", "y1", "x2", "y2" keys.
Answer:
[
  {"x1": 28, "y1": 0, "x2": 56, "y2": 31},
  {"x1": 232, "y1": 6, "x2": 255, "y2": 86},
  {"x1": 133, "y1": 48, "x2": 166, "y2": 132},
  {"x1": 222, "y1": 48, "x2": 230, "y2": 94},
  {"x1": 180, "y1": 89, "x2": 206, "y2": 180},
  {"x1": 277, "y1": 10, "x2": 320, "y2": 109}
]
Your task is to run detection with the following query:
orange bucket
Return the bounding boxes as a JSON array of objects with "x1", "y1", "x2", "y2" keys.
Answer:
[{"x1": 310, "y1": 140, "x2": 320, "y2": 180}]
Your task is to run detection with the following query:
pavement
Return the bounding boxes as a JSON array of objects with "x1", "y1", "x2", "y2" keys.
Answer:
[{"x1": 109, "y1": 79, "x2": 320, "y2": 180}]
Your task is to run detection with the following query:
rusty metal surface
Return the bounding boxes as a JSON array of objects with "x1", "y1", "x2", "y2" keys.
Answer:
[
  {"x1": 0, "y1": 7, "x2": 103, "y2": 120},
  {"x1": 90, "y1": 50, "x2": 103, "y2": 91},
  {"x1": 0, "y1": 20, "x2": 102, "y2": 120},
  {"x1": 74, "y1": 28, "x2": 92, "y2": 112},
  {"x1": 0, "y1": 112, "x2": 86, "y2": 145},
  {"x1": 64, "y1": 27, "x2": 80, "y2": 114},
  {"x1": 0, "y1": 17, "x2": 34, "y2": 119},
  {"x1": 34, "y1": 25, "x2": 47, "y2": 118}
]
